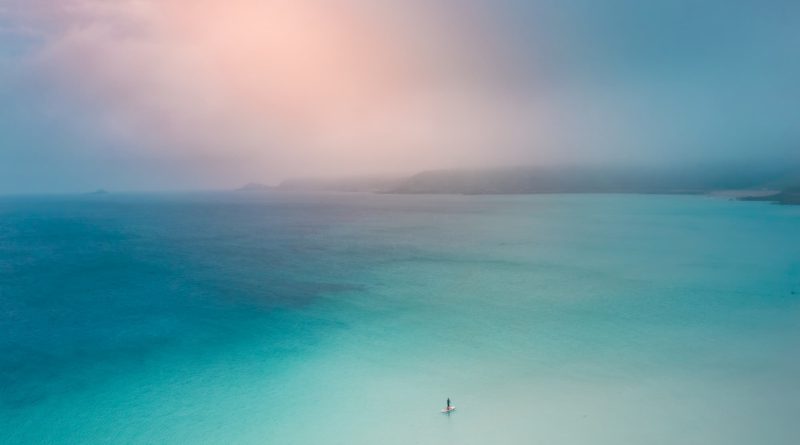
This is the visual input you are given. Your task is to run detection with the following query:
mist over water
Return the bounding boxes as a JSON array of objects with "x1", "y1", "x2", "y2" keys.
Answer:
[{"x1": 2, "y1": 192, "x2": 799, "y2": 444}]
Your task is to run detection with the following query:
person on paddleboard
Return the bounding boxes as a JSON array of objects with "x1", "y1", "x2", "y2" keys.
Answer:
[{"x1": 446, "y1": 398, "x2": 451, "y2": 409}]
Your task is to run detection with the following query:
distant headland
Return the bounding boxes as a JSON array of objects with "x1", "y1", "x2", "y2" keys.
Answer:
[{"x1": 237, "y1": 163, "x2": 800, "y2": 204}]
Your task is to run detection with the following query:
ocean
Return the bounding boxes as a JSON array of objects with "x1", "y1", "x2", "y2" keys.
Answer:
[{"x1": 1, "y1": 192, "x2": 799, "y2": 444}]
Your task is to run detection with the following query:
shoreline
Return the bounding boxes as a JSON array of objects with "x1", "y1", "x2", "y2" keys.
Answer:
[{"x1": 739, "y1": 189, "x2": 800, "y2": 205}]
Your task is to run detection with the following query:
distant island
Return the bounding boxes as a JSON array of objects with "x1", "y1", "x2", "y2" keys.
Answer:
[{"x1": 237, "y1": 163, "x2": 800, "y2": 204}]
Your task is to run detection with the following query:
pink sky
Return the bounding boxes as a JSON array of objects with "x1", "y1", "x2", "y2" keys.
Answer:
[
  {"x1": 9, "y1": 0, "x2": 566, "y2": 182},
  {"x1": 1, "y1": 0, "x2": 797, "y2": 191}
]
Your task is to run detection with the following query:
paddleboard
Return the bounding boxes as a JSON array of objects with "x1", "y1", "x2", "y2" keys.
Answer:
[{"x1": 441, "y1": 406, "x2": 456, "y2": 414}]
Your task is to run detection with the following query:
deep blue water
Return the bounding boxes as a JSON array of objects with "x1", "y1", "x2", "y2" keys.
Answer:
[{"x1": 1, "y1": 192, "x2": 799, "y2": 444}]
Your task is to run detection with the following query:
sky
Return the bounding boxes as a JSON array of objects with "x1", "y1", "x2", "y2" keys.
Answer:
[{"x1": 0, "y1": 0, "x2": 798, "y2": 193}]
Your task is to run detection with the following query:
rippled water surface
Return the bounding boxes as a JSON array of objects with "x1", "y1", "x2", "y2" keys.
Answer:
[{"x1": 1, "y1": 192, "x2": 799, "y2": 444}]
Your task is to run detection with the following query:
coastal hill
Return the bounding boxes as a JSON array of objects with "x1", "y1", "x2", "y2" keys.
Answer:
[
  {"x1": 389, "y1": 164, "x2": 800, "y2": 195},
  {"x1": 239, "y1": 162, "x2": 800, "y2": 203}
]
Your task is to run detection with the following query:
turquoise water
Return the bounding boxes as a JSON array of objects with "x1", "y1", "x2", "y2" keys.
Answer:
[{"x1": 1, "y1": 192, "x2": 799, "y2": 444}]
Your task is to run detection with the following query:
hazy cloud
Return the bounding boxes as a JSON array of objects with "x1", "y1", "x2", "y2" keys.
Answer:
[{"x1": 1, "y1": 0, "x2": 798, "y2": 192}]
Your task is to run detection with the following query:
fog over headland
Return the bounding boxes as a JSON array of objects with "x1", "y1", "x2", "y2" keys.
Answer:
[{"x1": 1, "y1": 0, "x2": 799, "y2": 193}]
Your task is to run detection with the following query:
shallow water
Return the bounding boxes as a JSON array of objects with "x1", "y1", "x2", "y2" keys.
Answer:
[{"x1": 1, "y1": 192, "x2": 799, "y2": 444}]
